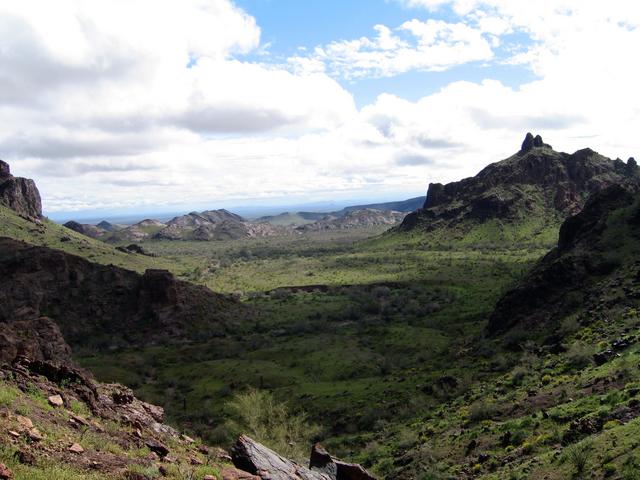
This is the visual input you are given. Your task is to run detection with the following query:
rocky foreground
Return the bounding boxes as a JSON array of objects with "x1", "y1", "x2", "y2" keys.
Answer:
[{"x1": 0, "y1": 353, "x2": 375, "y2": 480}]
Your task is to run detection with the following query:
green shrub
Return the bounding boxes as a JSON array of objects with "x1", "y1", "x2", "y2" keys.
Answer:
[
  {"x1": 226, "y1": 389, "x2": 321, "y2": 463},
  {"x1": 0, "y1": 383, "x2": 20, "y2": 408},
  {"x1": 563, "y1": 441, "x2": 592, "y2": 476}
]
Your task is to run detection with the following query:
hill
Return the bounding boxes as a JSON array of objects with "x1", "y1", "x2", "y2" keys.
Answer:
[
  {"x1": 489, "y1": 183, "x2": 640, "y2": 335},
  {"x1": 296, "y1": 208, "x2": 406, "y2": 232},
  {"x1": 398, "y1": 133, "x2": 638, "y2": 244}
]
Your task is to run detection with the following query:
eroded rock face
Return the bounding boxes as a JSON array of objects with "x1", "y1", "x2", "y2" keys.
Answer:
[
  {"x1": 0, "y1": 308, "x2": 72, "y2": 366},
  {"x1": 0, "y1": 237, "x2": 243, "y2": 349},
  {"x1": 0, "y1": 160, "x2": 42, "y2": 220}
]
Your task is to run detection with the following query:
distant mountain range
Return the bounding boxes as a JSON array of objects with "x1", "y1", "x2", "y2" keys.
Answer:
[{"x1": 62, "y1": 197, "x2": 423, "y2": 242}]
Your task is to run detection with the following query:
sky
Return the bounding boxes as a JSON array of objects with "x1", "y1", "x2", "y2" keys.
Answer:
[{"x1": 0, "y1": 0, "x2": 639, "y2": 219}]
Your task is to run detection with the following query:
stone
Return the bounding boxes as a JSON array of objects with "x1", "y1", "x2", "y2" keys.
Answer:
[
  {"x1": 15, "y1": 415, "x2": 33, "y2": 429},
  {"x1": 48, "y1": 394, "x2": 64, "y2": 407},
  {"x1": 0, "y1": 463, "x2": 13, "y2": 480},
  {"x1": 220, "y1": 467, "x2": 260, "y2": 480},
  {"x1": 309, "y1": 443, "x2": 378, "y2": 480},
  {"x1": 145, "y1": 439, "x2": 170, "y2": 458},
  {"x1": 68, "y1": 443, "x2": 84, "y2": 454},
  {"x1": 27, "y1": 428, "x2": 43, "y2": 442}
]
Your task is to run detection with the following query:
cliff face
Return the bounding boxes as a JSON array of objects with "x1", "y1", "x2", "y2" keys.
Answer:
[
  {"x1": 399, "y1": 134, "x2": 638, "y2": 233},
  {"x1": 0, "y1": 159, "x2": 42, "y2": 220},
  {"x1": 0, "y1": 237, "x2": 245, "y2": 350},
  {"x1": 487, "y1": 184, "x2": 640, "y2": 334}
]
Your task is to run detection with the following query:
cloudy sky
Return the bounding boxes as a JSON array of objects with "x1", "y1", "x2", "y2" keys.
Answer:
[{"x1": 1, "y1": 0, "x2": 639, "y2": 218}]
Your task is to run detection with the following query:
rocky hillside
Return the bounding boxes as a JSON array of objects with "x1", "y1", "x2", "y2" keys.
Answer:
[
  {"x1": 0, "y1": 316, "x2": 374, "y2": 480},
  {"x1": 488, "y1": 184, "x2": 640, "y2": 335},
  {"x1": 0, "y1": 159, "x2": 42, "y2": 220},
  {"x1": 297, "y1": 208, "x2": 406, "y2": 232},
  {"x1": 0, "y1": 237, "x2": 245, "y2": 350},
  {"x1": 399, "y1": 134, "x2": 638, "y2": 242}
]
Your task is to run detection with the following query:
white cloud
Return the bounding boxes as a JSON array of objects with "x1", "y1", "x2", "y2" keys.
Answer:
[
  {"x1": 1, "y1": 0, "x2": 639, "y2": 214},
  {"x1": 290, "y1": 20, "x2": 494, "y2": 80}
]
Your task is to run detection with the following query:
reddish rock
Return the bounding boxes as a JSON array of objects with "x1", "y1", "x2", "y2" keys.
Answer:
[
  {"x1": 0, "y1": 160, "x2": 42, "y2": 219},
  {"x1": 0, "y1": 463, "x2": 13, "y2": 479},
  {"x1": 68, "y1": 443, "x2": 84, "y2": 454},
  {"x1": 220, "y1": 467, "x2": 260, "y2": 480}
]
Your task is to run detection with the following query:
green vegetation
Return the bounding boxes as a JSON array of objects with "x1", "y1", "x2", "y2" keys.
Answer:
[
  {"x1": 225, "y1": 389, "x2": 320, "y2": 462},
  {"x1": 0, "y1": 204, "x2": 182, "y2": 274}
]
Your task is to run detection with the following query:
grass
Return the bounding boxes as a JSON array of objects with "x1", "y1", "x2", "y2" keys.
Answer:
[
  {"x1": 7, "y1": 196, "x2": 640, "y2": 478},
  {"x1": 0, "y1": 204, "x2": 184, "y2": 275},
  {"x1": 77, "y1": 226, "x2": 549, "y2": 470}
]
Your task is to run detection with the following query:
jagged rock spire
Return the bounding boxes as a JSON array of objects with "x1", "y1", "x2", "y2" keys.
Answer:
[
  {"x1": 521, "y1": 133, "x2": 552, "y2": 152},
  {"x1": 0, "y1": 159, "x2": 10, "y2": 177}
]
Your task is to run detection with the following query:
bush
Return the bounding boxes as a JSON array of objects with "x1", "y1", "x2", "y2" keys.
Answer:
[
  {"x1": 566, "y1": 342, "x2": 593, "y2": 370},
  {"x1": 563, "y1": 441, "x2": 592, "y2": 476},
  {"x1": 225, "y1": 389, "x2": 321, "y2": 463},
  {"x1": 469, "y1": 400, "x2": 498, "y2": 423}
]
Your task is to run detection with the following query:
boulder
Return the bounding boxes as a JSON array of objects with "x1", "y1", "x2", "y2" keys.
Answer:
[
  {"x1": 231, "y1": 435, "x2": 332, "y2": 480},
  {"x1": 48, "y1": 394, "x2": 64, "y2": 407},
  {"x1": 145, "y1": 439, "x2": 170, "y2": 458},
  {"x1": 68, "y1": 443, "x2": 85, "y2": 454},
  {"x1": 309, "y1": 444, "x2": 377, "y2": 480}
]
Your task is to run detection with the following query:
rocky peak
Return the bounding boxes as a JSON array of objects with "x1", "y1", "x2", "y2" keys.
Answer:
[
  {"x1": 0, "y1": 159, "x2": 10, "y2": 177},
  {"x1": 520, "y1": 132, "x2": 552, "y2": 153},
  {"x1": 399, "y1": 134, "x2": 639, "y2": 235},
  {"x1": 0, "y1": 159, "x2": 42, "y2": 220}
]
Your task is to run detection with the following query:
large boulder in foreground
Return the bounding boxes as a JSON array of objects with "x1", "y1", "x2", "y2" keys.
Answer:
[
  {"x1": 231, "y1": 436, "x2": 376, "y2": 480},
  {"x1": 0, "y1": 159, "x2": 42, "y2": 220}
]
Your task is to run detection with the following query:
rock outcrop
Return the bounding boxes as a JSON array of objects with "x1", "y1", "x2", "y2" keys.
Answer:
[
  {"x1": 487, "y1": 184, "x2": 639, "y2": 334},
  {"x1": 231, "y1": 436, "x2": 376, "y2": 480},
  {"x1": 0, "y1": 237, "x2": 244, "y2": 349},
  {"x1": 0, "y1": 159, "x2": 42, "y2": 220},
  {"x1": 399, "y1": 134, "x2": 638, "y2": 234},
  {"x1": 0, "y1": 307, "x2": 72, "y2": 366}
]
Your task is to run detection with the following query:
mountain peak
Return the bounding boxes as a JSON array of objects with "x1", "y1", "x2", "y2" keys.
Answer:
[
  {"x1": 0, "y1": 159, "x2": 10, "y2": 177},
  {"x1": 521, "y1": 132, "x2": 552, "y2": 152},
  {"x1": 0, "y1": 159, "x2": 42, "y2": 220}
]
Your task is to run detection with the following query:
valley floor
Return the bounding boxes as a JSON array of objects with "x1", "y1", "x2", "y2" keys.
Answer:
[{"x1": 75, "y1": 227, "x2": 553, "y2": 478}]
